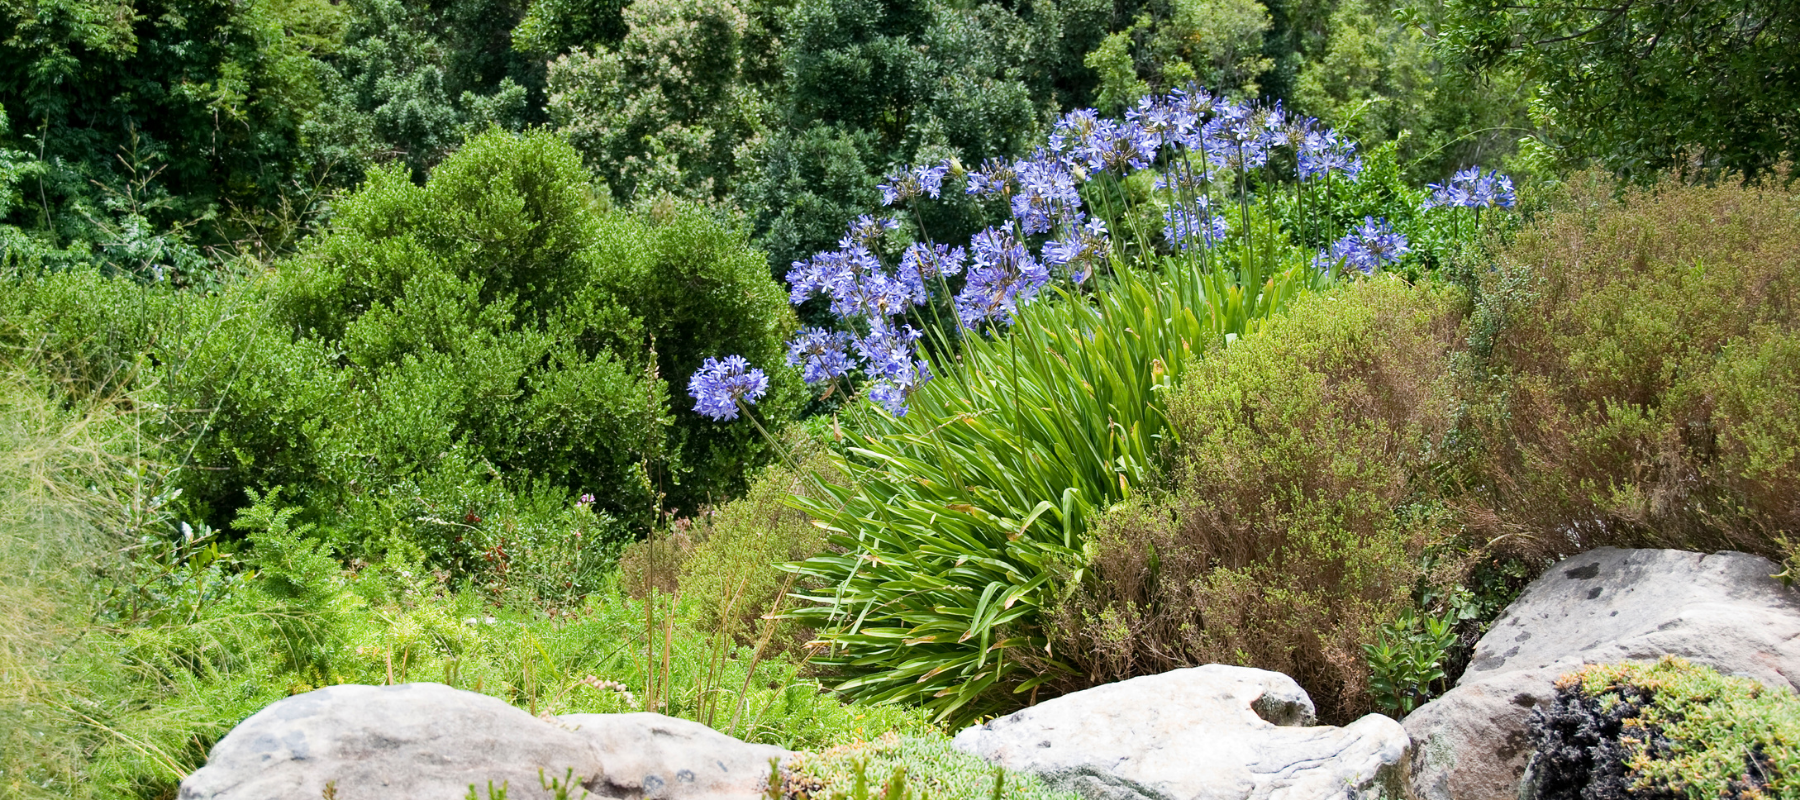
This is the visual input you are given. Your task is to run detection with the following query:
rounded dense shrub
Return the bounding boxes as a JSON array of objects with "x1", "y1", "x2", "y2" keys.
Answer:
[
  {"x1": 3, "y1": 130, "x2": 800, "y2": 586},
  {"x1": 1460, "y1": 174, "x2": 1800, "y2": 564},
  {"x1": 1050, "y1": 277, "x2": 1468, "y2": 721}
]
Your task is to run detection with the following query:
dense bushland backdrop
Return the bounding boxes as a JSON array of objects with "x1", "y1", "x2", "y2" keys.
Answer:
[{"x1": 3, "y1": 0, "x2": 1798, "y2": 795}]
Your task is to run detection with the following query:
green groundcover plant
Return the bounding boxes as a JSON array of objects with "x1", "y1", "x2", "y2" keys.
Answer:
[{"x1": 1530, "y1": 657, "x2": 1800, "y2": 799}]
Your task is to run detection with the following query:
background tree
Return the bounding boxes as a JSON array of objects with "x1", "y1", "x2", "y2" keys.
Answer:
[{"x1": 1438, "y1": 0, "x2": 1799, "y2": 178}]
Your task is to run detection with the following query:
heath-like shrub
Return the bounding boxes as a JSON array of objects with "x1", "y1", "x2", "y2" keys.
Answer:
[
  {"x1": 1051, "y1": 277, "x2": 1467, "y2": 721},
  {"x1": 1461, "y1": 173, "x2": 1800, "y2": 563},
  {"x1": 678, "y1": 444, "x2": 832, "y2": 654}
]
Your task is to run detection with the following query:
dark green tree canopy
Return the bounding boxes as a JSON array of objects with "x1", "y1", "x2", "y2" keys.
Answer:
[{"x1": 1440, "y1": 0, "x2": 1799, "y2": 177}]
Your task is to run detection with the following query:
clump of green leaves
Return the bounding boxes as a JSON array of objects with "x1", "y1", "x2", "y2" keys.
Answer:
[
  {"x1": 788, "y1": 250, "x2": 1312, "y2": 723},
  {"x1": 1363, "y1": 611, "x2": 1457, "y2": 717}
]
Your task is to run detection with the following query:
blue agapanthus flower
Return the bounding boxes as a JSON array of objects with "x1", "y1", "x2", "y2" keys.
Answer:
[
  {"x1": 1083, "y1": 120, "x2": 1157, "y2": 175},
  {"x1": 1011, "y1": 159, "x2": 1083, "y2": 235},
  {"x1": 1049, "y1": 108, "x2": 1103, "y2": 160},
  {"x1": 1425, "y1": 166, "x2": 1514, "y2": 210},
  {"x1": 879, "y1": 163, "x2": 951, "y2": 205},
  {"x1": 898, "y1": 242, "x2": 966, "y2": 303},
  {"x1": 966, "y1": 157, "x2": 1021, "y2": 198},
  {"x1": 1043, "y1": 218, "x2": 1110, "y2": 284},
  {"x1": 785, "y1": 250, "x2": 852, "y2": 305},
  {"x1": 856, "y1": 325, "x2": 924, "y2": 381},
  {"x1": 1319, "y1": 216, "x2": 1410, "y2": 275},
  {"x1": 868, "y1": 380, "x2": 909, "y2": 416},
  {"x1": 1127, "y1": 94, "x2": 1196, "y2": 149},
  {"x1": 1298, "y1": 129, "x2": 1362, "y2": 181},
  {"x1": 786, "y1": 327, "x2": 856, "y2": 385},
  {"x1": 841, "y1": 215, "x2": 900, "y2": 250},
  {"x1": 858, "y1": 326, "x2": 933, "y2": 416},
  {"x1": 956, "y1": 226, "x2": 1049, "y2": 327},
  {"x1": 688, "y1": 355, "x2": 769, "y2": 421},
  {"x1": 1164, "y1": 198, "x2": 1229, "y2": 250}
]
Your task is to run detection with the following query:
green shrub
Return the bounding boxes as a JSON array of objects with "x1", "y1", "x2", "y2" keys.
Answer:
[
  {"x1": 1049, "y1": 277, "x2": 1466, "y2": 721},
  {"x1": 679, "y1": 444, "x2": 833, "y2": 654},
  {"x1": 1460, "y1": 173, "x2": 1800, "y2": 564},
  {"x1": 5, "y1": 130, "x2": 801, "y2": 584},
  {"x1": 1529, "y1": 657, "x2": 1800, "y2": 799}
]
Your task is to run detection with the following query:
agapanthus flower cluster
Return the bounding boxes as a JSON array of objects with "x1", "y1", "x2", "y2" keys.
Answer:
[
  {"x1": 688, "y1": 355, "x2": 769, "y2": 421},
  {"x1": 1011, "y1": 159, "x2": 1083, "y2": 235},
  {"x1": 1043, "y1": 218, "x2": 1110, "y2": 283},
  {"x1": 778, "y1": 215, "x2": 942, "y2": 415},
  {"x1": 1316, "y1": 216, "x2": 1410, "y2": 275},
  {"x1": 1298, "y1": 129, "x2": 1362, "y2": 181},
  {"x1": 957, "y1": 226, "x2": 1050, "y2": 328},
  {"x1": 880, "y1": 163, "x2": 950, "y2": 205},
  {"x1": 786, "y1": 327, "x2": 856, "y2": 385},
  {"x1": 695, "y1": 82, "x2": 1432, "y2": 425},
  {"x1": 1424, "y1": 166, "x2": 1516, "y2": 210},
  {"x1": 1164, "y1": 199, "x2": 1230, "y2": 251}
]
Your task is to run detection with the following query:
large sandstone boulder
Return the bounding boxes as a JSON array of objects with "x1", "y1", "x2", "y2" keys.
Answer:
[
  {"x1": 951, "y1": 664, "x2": 1409, "y2": 800},
  {"x1": 1404, "y1": 547, "x2": 1800, "y2": 800},
  {"x1": 178, "y1": 683, "x2": 790, "y2": 800}
]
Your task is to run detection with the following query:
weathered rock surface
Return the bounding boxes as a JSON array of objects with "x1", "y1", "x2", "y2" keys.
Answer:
[
  {"x1": 1404, "y1": 547, "x2": 1800, "y2": 800},
  {"x1": 178, "y1": 683, "x2": 790, "y2": 800},
  {"x1": 951, "y1": 664, "x2": 1409, "y2": 800}
]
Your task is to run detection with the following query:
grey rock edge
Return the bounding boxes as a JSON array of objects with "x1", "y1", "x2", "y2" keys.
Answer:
[
  {"x1": 177, "y1": 683, "x2": 792, "y2": 800},
  {"x1": 951, "y1": 664, "x2": 1409, "y2": 800},
  {"x1": 1403, "y1": 547, "x2": 1800, "y2": 800}
]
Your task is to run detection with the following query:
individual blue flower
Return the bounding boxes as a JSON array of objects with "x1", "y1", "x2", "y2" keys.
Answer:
[
  {"x1": 1320, "y1": 217, "x2": 1409, "y2": 275},
  {"x1": 1042, "y1": 218, "x2": 1110, "y2": 284},
  {"x1": 879, "y1": 163, "x2": 951, "y2": 205},
  {"x1": 688, "y1": 355, "x2": 769, "y2": 421},
  {"x1": 1011, "y1": 159, "x2": 1082, "y2": 235},
  {"x1": 1256, "y1": 102, "x2": 1288, "y2": 149},
  {"x1": 1492, "y1": 173, "x2": 1516, "y2": 208},
  {"x1": 966, "y1": 157, "x2": 1021, "y2": 198},
  {"x1": 1163, "y1": 198, "x2": 1229, "y2": 250},
  {"x1": 786, "y1": 328, "x2": 855, "y2": 385},
  {"x1": 898, "y1": 242, "x2": 966, "y2": 303}
]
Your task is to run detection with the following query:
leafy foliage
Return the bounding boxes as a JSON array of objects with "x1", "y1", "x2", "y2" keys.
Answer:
[
  {"x1": 786, "y1": 250, "x2": 1317, "y2": 723},
  {"x1": 788, "y1": 735, "x2": 1077, "y2": 800},
  {"x1": 1439, "y1": 0, "x2": 1800, "y2": 178}
]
